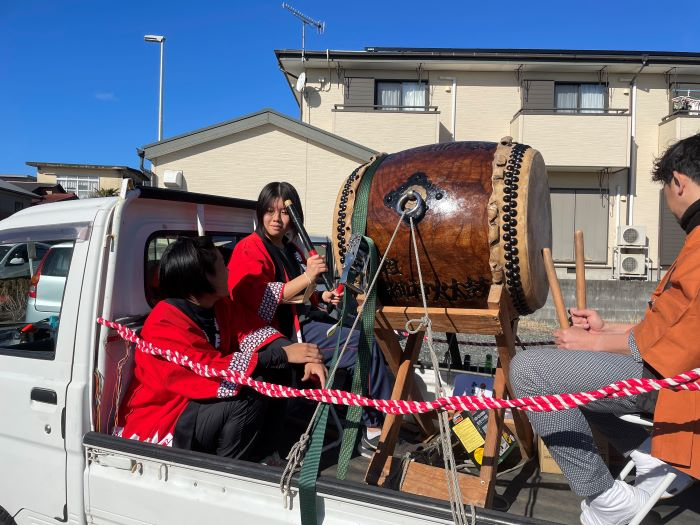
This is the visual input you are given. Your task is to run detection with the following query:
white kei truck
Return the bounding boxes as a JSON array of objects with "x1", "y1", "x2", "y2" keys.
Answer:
[{"x1": 0, "y1": 184, "x2": 548, "y2": 525}]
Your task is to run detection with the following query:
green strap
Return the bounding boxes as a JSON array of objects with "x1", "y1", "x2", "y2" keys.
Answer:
[
  {"x1": 335, "y1": 154, "x2": 387, "y2": 479},
  {"x1": 298, "y1": 154, "x2": 387, "y2": 523},
  {"x1": 298, "y1": 297, "x2": 347, "y2": 525},
  {"x1": 335, "y1": 236, "x2": 377, "y2": 479}
]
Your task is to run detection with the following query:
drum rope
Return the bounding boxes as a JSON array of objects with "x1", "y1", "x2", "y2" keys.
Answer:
[
  {"x1": 279, "y1": 208, "x2": 407, "y2": 508},
  {"x1": 406, "y1": 216, "x2": 474, "y2": 525}
]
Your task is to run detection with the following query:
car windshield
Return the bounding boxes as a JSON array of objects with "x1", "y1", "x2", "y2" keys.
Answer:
[{"x1": 0, "y1": 245, "x2": 12, "y2": 260}]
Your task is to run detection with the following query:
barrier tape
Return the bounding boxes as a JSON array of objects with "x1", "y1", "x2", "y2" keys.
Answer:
[{"x1": 98, "y1": 317, "x2": 700, "y2": 414}]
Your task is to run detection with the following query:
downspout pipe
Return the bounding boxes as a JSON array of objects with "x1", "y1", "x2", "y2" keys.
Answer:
[
  {"x1": 627, "y1": 56, "x2": 648, "y2": 225},
  {"x1": 439, "y1": 76, "x2": 457, "y2": 141}
]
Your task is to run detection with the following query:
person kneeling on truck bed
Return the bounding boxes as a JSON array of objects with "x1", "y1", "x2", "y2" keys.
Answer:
[{"x1": 115, "y1": 236, "x2": 326, "y2": 460}]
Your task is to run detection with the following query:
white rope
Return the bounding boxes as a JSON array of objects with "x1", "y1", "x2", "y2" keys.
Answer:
[
  {"x1": 280, "y1": 209, "x2": 407, "y2": 502},
  {"x1": 408, "y1": 216, "x2": 474, "y2": 525}
]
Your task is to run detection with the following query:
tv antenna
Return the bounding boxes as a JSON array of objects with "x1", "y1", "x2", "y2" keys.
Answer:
[{"x1": 282, "y1": 3, "x2": 325, "y2": 62}]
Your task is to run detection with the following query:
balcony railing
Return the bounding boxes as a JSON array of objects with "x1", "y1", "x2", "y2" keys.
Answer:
[
  {"x1": 333, "y1": 104, "x2": 439, "y2": 113},
  {"x1": 661, "y1": 109, "x2": 700, "y2": 123},
  {"x1": 511, "y1": 107, "x2": 629, "y2": 121}
]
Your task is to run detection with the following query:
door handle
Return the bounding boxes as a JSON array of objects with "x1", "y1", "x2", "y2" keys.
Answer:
[{"x1": 31, "y1": 387, "x2": 57, "y2": 405}]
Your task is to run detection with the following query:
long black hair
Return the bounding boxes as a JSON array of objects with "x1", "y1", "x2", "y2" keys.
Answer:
[{"x1": 255, "y1": 182, "x2": 304, "y2": 240}]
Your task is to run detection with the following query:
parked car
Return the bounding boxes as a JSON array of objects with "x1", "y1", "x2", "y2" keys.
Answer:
[
  {"x1": 24, "y1": 242, "x2": 74, "y2": 323},
  {"x1": 0, "y1": 242, "x2": 50, "y2": 280}
]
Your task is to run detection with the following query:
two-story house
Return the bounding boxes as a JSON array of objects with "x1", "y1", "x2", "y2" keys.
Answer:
[{"x1": 274, "y1": 47, "x2": 700, "y2": 279}]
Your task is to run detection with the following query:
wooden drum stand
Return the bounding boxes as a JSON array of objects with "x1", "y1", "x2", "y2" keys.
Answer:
[{"x1": 364, "y1": 284, "x2": 535, "y2": 508}]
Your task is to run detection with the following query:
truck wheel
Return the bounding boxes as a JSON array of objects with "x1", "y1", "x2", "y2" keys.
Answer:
[{"x1": 0, "y1": 506, "x2": 16, "y2": 525}]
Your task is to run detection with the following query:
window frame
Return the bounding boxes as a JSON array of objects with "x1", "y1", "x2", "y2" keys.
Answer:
[
  {"x1": 55, "y1": 175, "x2": 99, "y2": 199},
  {"x1": 554, "y1": 82, "x2": 607, "y2": 113},
  {"x1": 374, "y1": 79, "x2": 429, "y2": 111},
  {"x1": 0, "y1": 239, "x2": 79, "y2": 360}
]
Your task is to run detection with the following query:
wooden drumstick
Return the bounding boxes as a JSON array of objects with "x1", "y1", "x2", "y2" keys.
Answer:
[
  {"x1": 542, "y1": 248, "x2": 569, "y2": 329},
  {"x1": 575, "y1": 230, "x2": 586, "y2": 310}
]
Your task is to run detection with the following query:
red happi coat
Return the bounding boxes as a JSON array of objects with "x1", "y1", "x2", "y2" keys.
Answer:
[
  {"x1": 228, "y1": 232, "x2": 315, "y2": 353},
  {"x1": 116, "y1": 298, "x2": 257, "y2": 446}
]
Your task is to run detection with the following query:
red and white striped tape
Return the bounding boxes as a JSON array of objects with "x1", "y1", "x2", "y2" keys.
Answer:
[{"x1": 98, "y1": 317, "x2": 700, "y2": 414}]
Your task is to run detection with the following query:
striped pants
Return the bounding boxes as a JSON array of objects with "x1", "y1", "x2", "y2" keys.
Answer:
[{"x1": 510, "y1": 348, "x2": 648, "y2": 496}]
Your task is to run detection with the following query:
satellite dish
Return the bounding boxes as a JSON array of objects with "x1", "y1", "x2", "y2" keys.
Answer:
[{"x1": 295, "y1": 72, "x2": 307, "y2": 93}]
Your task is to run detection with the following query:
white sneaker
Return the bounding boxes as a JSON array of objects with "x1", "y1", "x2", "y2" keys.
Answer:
[
  {"x1": 580, "y1": 480, "x2": 649, "y2": 525},
  {"x1": 630, "y1": 447, "x2": 694, "y2": 500}
]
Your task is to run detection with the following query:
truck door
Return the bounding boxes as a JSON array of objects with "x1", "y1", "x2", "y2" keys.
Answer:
[{"x1": 0, "y1": 232, "x2": 86, "y2": 521}]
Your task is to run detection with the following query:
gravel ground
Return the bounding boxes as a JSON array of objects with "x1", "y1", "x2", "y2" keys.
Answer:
[{"x1": 414, "y1": 317, "x2": 557, "y2": 373}]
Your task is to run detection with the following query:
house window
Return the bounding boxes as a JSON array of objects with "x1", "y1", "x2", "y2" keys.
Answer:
[
  {"x1": 550, "y1": 189, "x2": 609, "y2": 263},
  {"x1": 555, "y1": 83, "x2": 605, "y2": 113},
  {"x1": 375, "y1": 81, "x2": 427, "y2": 111},
  {"x1": 56, "y1": 175, "x2": 99, "y2": 199},
  {"x1": 671, "y1": 83, "x2": 700, "y2": 113}
]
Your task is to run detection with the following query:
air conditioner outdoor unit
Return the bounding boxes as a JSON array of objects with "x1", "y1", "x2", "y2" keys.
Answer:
[
  {"x1": 618, "y1": 253, "x2": 646, "y2": 276},
  {"x1": 617, "y1": 225, "x2": 647, "y2": 246},
  {"x1": 163, "y1": 170, "x2": 184, "y2": 188}
]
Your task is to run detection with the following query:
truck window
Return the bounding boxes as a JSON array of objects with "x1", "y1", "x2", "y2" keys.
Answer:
[
  {"x1": 144, "y1": 232, "x2": 244, "y2": 306},
  {"x1": 0, "y1": 239, "x2": 75, "y2": 359}
]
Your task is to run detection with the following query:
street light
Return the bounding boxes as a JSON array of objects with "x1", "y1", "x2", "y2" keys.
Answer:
[{"x1": 144, "y1": 34, "x2": 165, "y2": 141}]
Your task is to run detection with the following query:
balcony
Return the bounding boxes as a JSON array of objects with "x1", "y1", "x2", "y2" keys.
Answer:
[
  {"x1": 510, "y1": 108, "x2": 630, "y2": 169},
  {"x1": 332, "y1": 105, "x2": 440, "y2": 154},
  {"x1": 658, "y1": 111, "x2": 700, "y2": 153}
]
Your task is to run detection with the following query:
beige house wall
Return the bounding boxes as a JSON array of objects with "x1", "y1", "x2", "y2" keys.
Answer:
[
  {"x1": 332, "y1": 110, "x2": 439, "y2": 154},
  {"x1": 659, "y1": 116, "x2": 700, "y2": 153},
  {"x1": 36, "y1": 166, "x2": 125, "y2": 193},
  {"x1": 632, "y1": 75, "x2": 674, "y2": 265},
  {"x1": 152, "y1": 124, "x2": 363, "y2": 236}
]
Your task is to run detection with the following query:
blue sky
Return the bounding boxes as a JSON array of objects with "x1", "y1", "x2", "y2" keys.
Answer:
[{"x1": 1, "y1": 0, "x2": 697, "y2": 175}]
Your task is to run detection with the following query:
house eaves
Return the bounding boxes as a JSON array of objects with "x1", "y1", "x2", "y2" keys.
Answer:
[
  {"x1": 26, "y1": 162, "x2": 149, "y2": 182},
  {"x1": 276, "y1": 47, "x2": 700, "y2": 107},
  {"x1": 141, "y1": 109, "x2": 377, "y2": 162}
]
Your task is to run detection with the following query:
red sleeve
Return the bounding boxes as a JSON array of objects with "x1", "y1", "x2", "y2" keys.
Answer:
[
  {"x1": 138, "y1": 303, "x2": 258, "y2": 399},
  {"x1": 228, "y1": 234, "x2": 285, "y2": 323}
]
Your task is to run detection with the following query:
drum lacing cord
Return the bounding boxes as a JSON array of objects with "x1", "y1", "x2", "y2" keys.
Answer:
[
  {"x1": 406, "y1": 216, "x2": 476, "y2": 525},
  {"x1": 280, "y1": 208, "x2": 407, "y2": 508}
]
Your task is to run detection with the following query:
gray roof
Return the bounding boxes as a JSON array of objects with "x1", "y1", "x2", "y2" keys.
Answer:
[
  {"x1": 0, "y1": 180, "x2": 41, "y2": 198},
  {"x1": 141, "y1": 109, "x2": 377, "y2": 162},
  {"x1": 26, "y1": 162, "x2": 149, "y2": 182}
]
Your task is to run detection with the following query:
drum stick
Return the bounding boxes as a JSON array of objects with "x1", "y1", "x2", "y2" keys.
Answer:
[
  {"x1": 283, "y1": 199, "x2": 344, "y2": 296},
  {"x1": 542, "y1": 248, "x2": 569, "y2": 329},
  {"x1": 574, "y1": 230, "x2": 587, "y2": 310}
]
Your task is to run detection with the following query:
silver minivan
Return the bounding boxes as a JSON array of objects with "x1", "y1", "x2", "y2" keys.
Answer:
[{"x1": 24, "y1": 242, "x2": 75, "y2": 324}]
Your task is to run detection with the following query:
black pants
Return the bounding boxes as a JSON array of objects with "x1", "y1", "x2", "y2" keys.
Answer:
[{"x1": 173, "y1": 388, "x2": 285, "y2": 461}]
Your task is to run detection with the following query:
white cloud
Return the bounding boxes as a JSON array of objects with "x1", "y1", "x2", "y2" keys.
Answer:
[{"x1": 94, "y1": 92, "x2": 118, "y2": 102}]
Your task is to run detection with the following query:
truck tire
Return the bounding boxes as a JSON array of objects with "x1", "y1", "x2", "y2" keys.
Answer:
[{"x1": 0, "y1": 506, "x2": 16, "y2": 525}]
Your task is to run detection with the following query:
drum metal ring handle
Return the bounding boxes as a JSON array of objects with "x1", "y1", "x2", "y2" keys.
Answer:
[{"x1": 396, "y1": 190, "x2": 426, "y2": 221}]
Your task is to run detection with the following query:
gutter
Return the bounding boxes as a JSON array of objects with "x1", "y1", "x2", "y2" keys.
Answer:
[
  {"x1": 439, "y1": 76, "x2": 457, "y2": 140},
  {"x1": 626, "y1": 56, "x2": 649, "y2": 225}
]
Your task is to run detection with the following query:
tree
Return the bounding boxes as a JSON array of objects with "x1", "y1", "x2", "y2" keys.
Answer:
[{"x1": 90, "y1": 188, "x2": 119, "y2": 198}]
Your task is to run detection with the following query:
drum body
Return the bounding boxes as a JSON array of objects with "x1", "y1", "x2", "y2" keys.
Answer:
[{"x1": 332, "y1": 139, "x2": 552, "y2": 315}]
